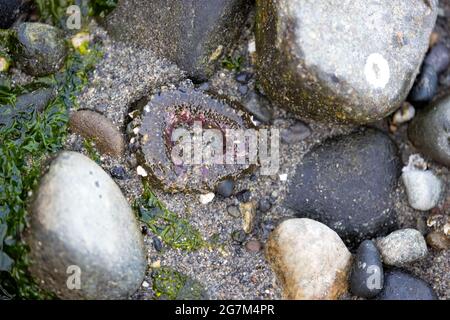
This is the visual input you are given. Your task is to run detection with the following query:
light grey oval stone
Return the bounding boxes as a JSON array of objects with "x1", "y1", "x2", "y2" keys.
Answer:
[
  {"x1": 402, "y1": 169, "x2": 442, "y2": 211},
  {"x1": 26, "y1": 151, "x2": 146, "y2": 299},
  {"x1": 376, "y1": 229, "x2": 428, "y2": 267}
]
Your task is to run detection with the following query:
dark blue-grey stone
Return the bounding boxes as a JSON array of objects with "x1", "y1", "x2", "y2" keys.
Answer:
[
  {"x1": 424, "y1": 44, "x2": 450, "y2": 74},
  {"x1": 408, "y1": 64, "x2": 438, "y2": 105},
  {"x1": 285, "y1": 129, "x2": 400, "y2": 247},
  {"x1": 216, "y1": 179, "x2": 235, "y2": 198},
  {"x1": 350, "y1": 240, "x2": 384, "y2": 298},
  {"x1": 377, "y1": 270, "x2": 437, "y2": 300},
  {"x1": 104, "y1": 0, "x2": 251, "y2": 81}
]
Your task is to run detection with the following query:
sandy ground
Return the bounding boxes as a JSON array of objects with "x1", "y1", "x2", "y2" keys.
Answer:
[{"x1": 64, "y1": 7, "x2": 449, "y2": 300}]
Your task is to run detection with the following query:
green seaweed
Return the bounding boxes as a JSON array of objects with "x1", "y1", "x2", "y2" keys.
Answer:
[
  {"x1": 135, "y1": 183, "x2": 205, "y2": 252},
  {"x1": 0, "y1": 44, "x2": 101, "y2": 299},
  {"x1": 82, "y1": 138, "x2": 101, "y2": 163},
  {"x1": 222, "y1": 55, "x2": 244, "y2": 72},
  {"x1": 151, "y1": 267, "x2": 207, "y2": 300}
]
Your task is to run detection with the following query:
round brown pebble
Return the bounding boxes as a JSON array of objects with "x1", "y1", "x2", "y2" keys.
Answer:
[
  {"x1": 69, "y1": 110, "x2": 125, "y2": 157},
  {"x1": 245, "y1": 240, "x2": 262, "y2": 253},
  {"x1": 426, "y1": 231, "x2": 450, "y2": 251}
]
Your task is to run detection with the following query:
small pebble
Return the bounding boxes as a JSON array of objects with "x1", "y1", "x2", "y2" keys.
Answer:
[
  {"x1": 392, "y1": 103, "x2": 415, "y2": 125},
  {"x1": 377, "y1": 270, "x2": 437, "y2": 300},
  {"x1": 426, "y1": 231, "x2": 450, "y2": 251},
  {"x1": 136, "y1": 166, "x2": 148, "y2": 177},
  {"x1": 231, "y1": 230, "x2": 246, "y2": 243},
  {"x1": 258, "y1": 198, "x2": 271, "y2": 213},
  {"x1": 245, "y1": 240, "x2": 262, "y2": 253},
  {"x1": 197, "y1": 82, "x2": 210, "y2": 91},
  {"x1": 199, "y1": 192, "x2": 215, "y2": 204},
  {"x1": 377, "y1": 229, "x2": 428, "y2": 266},
  {"x1": 281, "y1": 121, "x2": 311, "y2": 144},
  {"x1": 424, "y1": 43, "x2": 450, "y2": 74},
  {"x1": 216, "y1": 179, "x2": 235, "y2": 198},
  {"x1": 152, "y1": 236, "x2": 163, "y2": 252},
  {"x1": 227, "y1": 205, "x2": 241, "y2": 218},
  {"x1": 402, "y1": 155, "x2": 442, "y2": 211},
  {"x1": 238, "y1": 84, "x2": 249, "y2": 95},
  {"x1": 110, "y1": 166, "x2": 127, "y2": 180},
  {"x1": 240, "y1": 201, "x2": 257, "y2": 234},
  {"x1": 236, "y1": 190, "x2": 251, "y2": 203},
  {"x1": 236, "y1": 71, "x2": 251, "y2": 84},
  {"x1": 408, "y1": 64, "x2": 438, "y2": 105},
  {"x1": 350, "y1": 240, "x2": 384, "y2": 299}
]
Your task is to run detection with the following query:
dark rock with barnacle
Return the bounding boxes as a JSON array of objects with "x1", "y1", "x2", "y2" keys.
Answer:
[{"x1": 137, "y1": 89, "x2": 254, "y2": 193}]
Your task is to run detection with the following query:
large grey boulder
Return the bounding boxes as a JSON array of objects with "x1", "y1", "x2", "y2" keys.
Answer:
[
  {"x1": 104, "y1": 0, "x2": 251, "y2": 81},
  {"x1": 255, "y1": 0, "x2": 438, "y2": 124},
  {"x1": 26, "y1": 152, "x2": 146, "y2": 299}
]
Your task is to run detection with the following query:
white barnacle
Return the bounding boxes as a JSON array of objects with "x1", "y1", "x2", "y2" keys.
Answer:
[{"x1": 364, "y1": 53, "x2": 390, "y2": 89}]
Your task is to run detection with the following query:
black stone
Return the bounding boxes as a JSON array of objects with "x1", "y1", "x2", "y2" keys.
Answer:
[
  {"x1": 110, "y1": 166, "x2": 127, "y2": 180},
  {"x1": 242, "y1": 92, "x2": 273, "y2": 124},
  {"x1": 152, "y1": 236, "x2": 163, "y2": 252},
  {"x1": 424, "y1": 44, "x2": 450, "y2": 74},
  {"x1": 216, "y1": 179, "x2": 235, "y2": 198},
  {"x1": 285, "y1": 129, "x2": 400, "y2": 247},
  {"x1": 236, "y1": 189, "x2": 251, "y2": 203},
  {"x1": 408, "y1": 64, "x2": 438, "y2": 105},
  {"x1": 0, "y1": 0, "x2": 28, "y2": 29},
  {"x1": 377, "y1": 270, "x2": 437, "y2": 300},
  {"x1": 350, "y1": 240, "x2": 384, "y2": 298},
  {"x1": 104, "y1": 0, "x2": 251, "y2": 81}
]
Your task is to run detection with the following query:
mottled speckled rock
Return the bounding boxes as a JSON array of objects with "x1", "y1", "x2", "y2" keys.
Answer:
[
  {"x1": 104, "y1": 0, "x2": 251, "y2": 81},
  {"x1": 376, "y1": 229, "x2": 428, "y2": 266},
  {"x1": 26, "y1": 152, "x2": 146, "y2": 299},
  {"x1": 69, "y1": 110, "x2": 125, "y2": 157},
  {"x1": 350, "y1": 240, "x2": 384, "y2": 299},
  {"x1": 0, "y1": 0, "x2": 29, "y2": 29},
  {"x1": 285, "y1": 129, "x2": 400, "y2": 246},
  {"x1": 266, "y1": 218, "x2": 352, "y2": 300},
  {"x1": 255, "y1": 0, "x2": 438, "y2": 124},
  {"x1": 377, "y1": 270, "x2": 437, "y2": 300},
  {"x1": 15, "y1": 22, "x2": 67, "y2": 76},
  {"x1": 408, "y1": 94, "x2": 450, "y2": 167}
]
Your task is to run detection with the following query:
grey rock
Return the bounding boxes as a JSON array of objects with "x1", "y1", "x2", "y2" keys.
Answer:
[
  {"x1": 258, "y1": 198, "x2": 271, "y2": 213},
  {"x1": 266, "y1": 218, "x2": 352, "y2": 300},
  {"x1": 286, "y1": 129, "x2": 400, "y2": 246},
  {"x1": 350, "y1": 240, "x2": 384, "y2": 299},
  {"x1": 15, "y1": 22, "x2": 67, "y2": 76},
  {"x1": 408, "y1": 94, "x2": 450, "y2": 167},
  {"x1": 0, "y1": 88, "x2": 56, "y2": 127},
  {"x1": 377, "y1": 229, "x2": 428, "y2": 266},
  {"x1": 281, "y1": 121, "x2": 311, "y2": 144},
  {"x1": 242, "y1": 91, "x2": 273, "y2": 124},
  {"x1": 255, "y1": 0, "x2": 438, "y2": 124},
  {"x1": 26, "y1": 152, "x2": 146, "y2": 299},
  {"x1": 377, "y1": 270, "x2": 437, "y2": 300},
  {"x1": 104, "y1": 0, "x2": 251, "y2": 81},
  {"x1": 227, "y1": 205, "x2": 241, "y2": 218}
]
